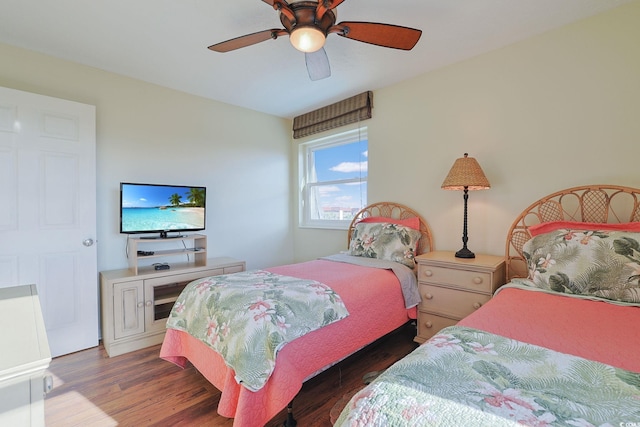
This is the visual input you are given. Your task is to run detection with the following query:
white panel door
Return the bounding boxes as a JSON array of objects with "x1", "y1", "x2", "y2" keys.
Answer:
[{"x1": 0, "y1": 86, "x2": 98, "y2": 357}]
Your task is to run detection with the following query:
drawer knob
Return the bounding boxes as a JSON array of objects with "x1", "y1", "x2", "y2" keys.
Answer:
[
  {"x1": 473, "y1": 302, "x2": 482, "y2": 309},
  {"x1": 473, "y1": 277, "x2": 483, "y2": 285},
  {"x1": 424, "y1": 293, "x2": 433, "y2": 300},
  {"x1": 425, "y1": 321, "x2": 433, "y2": 329},
  {"x1": 424, "y1": 269, "x2": 433, "y2": 277}
]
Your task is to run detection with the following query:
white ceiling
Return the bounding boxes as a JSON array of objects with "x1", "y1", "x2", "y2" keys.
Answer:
[{"x1": 0, "y1": 0, "x2": 632, "y2": 119}]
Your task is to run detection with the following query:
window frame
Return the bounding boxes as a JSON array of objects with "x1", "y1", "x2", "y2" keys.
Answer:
[{"x1": 298, "y1": 127, "x2": 368, "y2": 230}]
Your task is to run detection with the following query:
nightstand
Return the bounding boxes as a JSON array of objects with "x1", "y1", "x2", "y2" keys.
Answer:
[{"x1": 414, "y1": 251, "x2": 505, "y2": 343}]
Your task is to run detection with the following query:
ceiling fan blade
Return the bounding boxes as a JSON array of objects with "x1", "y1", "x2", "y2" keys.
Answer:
[
  {"x1": 305, "y1": 48, "x2": 331, "y2": 81},
  {"x1": 336, "y1": 21, "x2": 422, "y2": 50},
  {"x1": 208, "y1": 29, "x2": 279, "y2": 52}
]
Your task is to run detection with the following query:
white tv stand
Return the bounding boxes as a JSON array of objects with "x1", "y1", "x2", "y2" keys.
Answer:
[
  {"x1": 100, "y1": 253, "x2": 245, "y2": 357},
  {"x1": 127, "y1": 233, "x2": 208, "y2": 275}
]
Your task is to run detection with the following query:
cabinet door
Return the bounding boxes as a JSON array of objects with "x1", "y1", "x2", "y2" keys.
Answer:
[{"x1": 113, "y1": 280, "x2": 145, "y2": 339}]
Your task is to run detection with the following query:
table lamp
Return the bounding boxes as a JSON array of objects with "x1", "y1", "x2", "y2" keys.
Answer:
[{"x1": 441, "y1": 153, "x2": 490, "y2": 258}]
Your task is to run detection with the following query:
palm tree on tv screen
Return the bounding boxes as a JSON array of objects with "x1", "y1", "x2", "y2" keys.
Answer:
[
  {"x1": 188, "y1": 188, "x2": 205, "y2": 207},
  {"x1": 169, "y1": 193, "x2": 182, "y2": 207}
]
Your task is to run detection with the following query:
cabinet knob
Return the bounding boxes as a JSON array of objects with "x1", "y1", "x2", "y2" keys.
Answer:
[
  {"x1": 425, "y1": 321, "x2": 433, "y2": 329},
  {"x1": 137, "y1": 302, "x2": 144, "y2": 308},
  {"x1": 473, "y1": 277, "x2": 483, "y2": 285},
  {"x1": 473, "y1": 302, "x2": 482, "y2": 309},
  {"x1": 424, "y1": 270, "x2": 433, "y2": 277},
  {"x1": 424, "y1": 293, "x2": 433, "y2": 300},
  {"x1": 145, "y1": 301, "x2": 152, "y2": 307}
]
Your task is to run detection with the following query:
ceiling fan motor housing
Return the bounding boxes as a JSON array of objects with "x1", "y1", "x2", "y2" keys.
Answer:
[{"x1": 279, "y1": 1, "x2": 337, "y2": 37}]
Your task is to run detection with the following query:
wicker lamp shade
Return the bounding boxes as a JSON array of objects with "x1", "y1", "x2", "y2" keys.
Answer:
[{"x1": 441, "y1": 153, "x2": 490, "y2": 191}]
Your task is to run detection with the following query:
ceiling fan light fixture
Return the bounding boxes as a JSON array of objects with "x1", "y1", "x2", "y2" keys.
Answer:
[{"x1": 290, "y1": 26, "x2": 325, "y2": 53}]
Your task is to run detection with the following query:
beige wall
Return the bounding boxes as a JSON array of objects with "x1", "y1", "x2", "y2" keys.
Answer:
[
  {"x1": 2, "y1": 1, "x2": 639, "y2": 270},
  {"x1": 293, "y1": 1, "x2": 640, "y2": 261},
  {"x1": 0, "y1": 43, "x2": 293, "y2": 272}
]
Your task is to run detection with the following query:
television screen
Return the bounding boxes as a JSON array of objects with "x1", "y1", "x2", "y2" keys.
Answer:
[{"x1": 120, "y1": 182, "x2": 206, "y2": 237}]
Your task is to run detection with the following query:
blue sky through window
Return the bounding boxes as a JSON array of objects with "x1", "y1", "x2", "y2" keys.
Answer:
[
  {"x1": 312, "y1": 139, "x2": 368, "y2": 213},
  {"x1": 314, "y1": 141, "x2": 368, "y2": 182}
]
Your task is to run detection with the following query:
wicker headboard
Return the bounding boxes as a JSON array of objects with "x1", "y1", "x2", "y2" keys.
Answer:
[
  {"x1": 347, "y1": 201, "x2": 433, "y2": 256},
  {"x1": 505, "y1": 184, "x2": 640, "y2": 281}
]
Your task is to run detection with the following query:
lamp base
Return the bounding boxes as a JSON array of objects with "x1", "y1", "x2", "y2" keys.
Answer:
[{"x1": 455, "y1": 247, "x2": 476, "y2": 259}]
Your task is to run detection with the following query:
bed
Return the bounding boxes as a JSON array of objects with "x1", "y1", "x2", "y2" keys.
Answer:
[
  {"x1": 335, "y1": 185, "x2": 640, "y2": 426},
  {"x1": 159, "y1": 201, "x2": 434, "y2": 426}
]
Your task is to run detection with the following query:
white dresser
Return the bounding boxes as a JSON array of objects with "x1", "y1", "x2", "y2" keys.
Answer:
[{"x1": 0, "y1": 284, "x2": 52, "y2": 426}]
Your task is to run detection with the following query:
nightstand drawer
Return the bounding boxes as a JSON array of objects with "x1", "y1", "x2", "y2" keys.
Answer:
[
  {"x1": 416, "y1": 311, "x2": 458, "y2": 341},
  {"x1": 419, "y1": 265, "x2": 493, "y2": 293},
  {"x1": 419, "y1": 284, "x2": 490, "y2": 318}
]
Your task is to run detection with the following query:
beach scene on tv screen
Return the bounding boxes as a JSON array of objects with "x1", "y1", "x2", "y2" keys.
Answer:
[{"x1": 121, "y1": 185, "x2": 205, "y2": 232}]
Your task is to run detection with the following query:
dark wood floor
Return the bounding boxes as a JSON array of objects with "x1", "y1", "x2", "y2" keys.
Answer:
[{"x1": 45, "y1": 322, "x2": 418, "y2": 426}]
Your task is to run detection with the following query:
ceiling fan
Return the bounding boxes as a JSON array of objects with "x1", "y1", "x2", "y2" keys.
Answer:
[{"x1": 208, "y1": 0, "x2": 422, "y2": 81}]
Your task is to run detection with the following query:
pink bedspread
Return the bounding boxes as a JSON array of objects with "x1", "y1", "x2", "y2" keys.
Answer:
[
  {"x1": 459, "y1": 286, "x2": 640, "y2": 372},
  {"x1": 160, "y1": 259, "x2": 416, "y2": 427}
]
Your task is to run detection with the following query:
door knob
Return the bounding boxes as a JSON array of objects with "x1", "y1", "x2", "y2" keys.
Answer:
[{"x1": 82, "y1": 238, "x2": 94, "y2": 247}]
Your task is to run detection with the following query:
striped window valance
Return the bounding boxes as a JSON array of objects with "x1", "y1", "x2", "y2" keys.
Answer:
[{"x1": 292, "y1": 91, "x2": 373, "y2": 139}]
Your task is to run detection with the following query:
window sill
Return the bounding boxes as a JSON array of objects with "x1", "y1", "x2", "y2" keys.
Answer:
[{"x1": 298, "y1": 222, "x2": 350, "y2": 231}]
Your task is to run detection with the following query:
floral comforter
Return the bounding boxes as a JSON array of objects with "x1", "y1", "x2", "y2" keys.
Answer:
[
  {"x1": 166, "y1": 270, "x2": 349, "y2": 391},
  {"x1": 335, "y1": 326, "x2": 640, "y2": 426}
]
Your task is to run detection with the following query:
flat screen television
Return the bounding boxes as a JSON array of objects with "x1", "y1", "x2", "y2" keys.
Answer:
[{"x1": 120, "y1": 182, "x2": 206, "y2": 238}]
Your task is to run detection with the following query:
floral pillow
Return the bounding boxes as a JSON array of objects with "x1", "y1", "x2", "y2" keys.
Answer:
[
  {"x1": 522, "y1": 228, "x2": 640, "y2": 303},
  {"x1": 348, "y1": 222, "x2": 422, "y2": 269}
]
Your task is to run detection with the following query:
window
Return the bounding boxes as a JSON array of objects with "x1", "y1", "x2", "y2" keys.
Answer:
[{"x1": 299, "y1": 127, "x2": 368, "y2": 229}]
